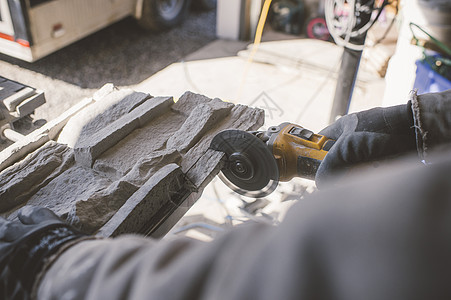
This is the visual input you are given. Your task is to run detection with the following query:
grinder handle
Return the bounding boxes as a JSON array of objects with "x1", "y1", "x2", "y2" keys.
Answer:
[
  {"x1": 294, "y1": 129, "x2": 335, "y2": 180},
  {"x1": 272, "y1": 124, "x2": 335, "y2": 181}
]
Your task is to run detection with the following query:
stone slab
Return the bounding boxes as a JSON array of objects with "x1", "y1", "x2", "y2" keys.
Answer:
[
  {"x1": 74, "y1": 96, "x2": 173, "y2": 167},
  {"x1": 26, "y1": 166, "x2": 113, "y2": 221},
  {"x1": 0, "y1": 141, "x2": 73, "y2": 213},
  {"x1": 185, "y1": 149, "x2": 225, "y2": 189},
  {"x1": 97, "y1": 164, "x2": 187, "y2": 237},
  {"x1": 166, "y1": 101, "x2": 232, "y2": 153},
  {"x1": 58, "y1": 87, "x2": 152, "y2": 147},
  {"x1": 180, "y1": 103, "x2": 265, "y2": 173},
  {"x1": 71, "y1": 179, "x2": 139, "y2": 234},
  {"x1": 92, "y1": 110, "x2": 186, "y2": 177}
]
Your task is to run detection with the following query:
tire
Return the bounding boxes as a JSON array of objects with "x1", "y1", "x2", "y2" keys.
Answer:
[
  {"x1": 138, "y1": 0, "x2": 191, "y2": 31},
  {"x1": 191, "y1": 0, "x2": 216, "y2": 10}
]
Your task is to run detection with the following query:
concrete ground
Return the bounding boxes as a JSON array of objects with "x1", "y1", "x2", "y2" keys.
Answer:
[{"x1": 133, "y1": 29, "x2": 397, "y2": 241}]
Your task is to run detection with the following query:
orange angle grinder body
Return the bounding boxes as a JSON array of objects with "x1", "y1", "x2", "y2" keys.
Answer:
[
  {"x1": 266, "y1": 122, "x2": 335, "y2": 181},
  {"x1": 210, "y1": 122, "x2": 335, "y2": 197}
]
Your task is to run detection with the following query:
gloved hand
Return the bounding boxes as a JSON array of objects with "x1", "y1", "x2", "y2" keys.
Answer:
[
  {"x1": 316, "y1": 103, "x2": 417, "y2": 188},
  {"x1": 0, "y1": 206, "x2": 86, "y2": 300}
]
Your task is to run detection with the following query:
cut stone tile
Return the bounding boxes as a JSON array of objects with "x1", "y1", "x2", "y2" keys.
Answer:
[
  {"x1": 180, "y1": 104, "x2": 265, "y2": 173},
  {"x1": 172, "y1": 91, "x2": 217, "y2": 114},
  {"x1": 70, "y1": 180, "x2": 139, "y2": 234},
  {"x1": 185, "y1": 149, "x2": 225, "y2": 189},
  {"x1": 0, "y1": 80, "x2": 24, "y2": 99},
  {"x1": 58, "y1": 88, "x2": 152, "y2": 147},
  {"x1": 98, "y1": 164, "x2": 188, "y2": 237},
  {"x1": 26, "y1": 166, "x2": 113, "y2": 220},
  {"x1": 118, "y1": 148, "x2": 182, "y2": 186},
  {"x1": 0, "y1": 134, "x2": 50, "y2": 173},
  {"x1": 74, "y1": 96, "x2": 173, "y2": 167},
  {"x1": 166, "y1": 102, "x2": 232, "y2": 153},
  {"x1": 93, "y1": 110, "x2": 186, "y2": 176},
  {"x1": 0, "y1": 141, "x2": 74, "y2": 213}
]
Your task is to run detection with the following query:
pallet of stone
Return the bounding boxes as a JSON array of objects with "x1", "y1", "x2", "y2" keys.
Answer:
[{"x1": 0, "y1": 84, "x2": 264, "y2": 238}]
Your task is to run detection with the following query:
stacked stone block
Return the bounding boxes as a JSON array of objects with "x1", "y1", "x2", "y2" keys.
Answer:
[{"x1": 0, "y1": 85, "x2": 264, "y2": 237}]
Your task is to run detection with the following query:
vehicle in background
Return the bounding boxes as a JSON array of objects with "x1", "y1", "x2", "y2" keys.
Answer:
[{"x1": 0, "y1": 0, "x2": 214, "y2": 62}]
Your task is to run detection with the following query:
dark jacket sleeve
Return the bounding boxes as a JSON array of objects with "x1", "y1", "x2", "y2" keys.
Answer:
[{"x1": 36, "y1": 150, "x2": 451, "y2": 300}]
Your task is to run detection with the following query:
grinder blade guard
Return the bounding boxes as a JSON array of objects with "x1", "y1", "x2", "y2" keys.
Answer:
[{"x1": 210, "y1": 130, "x2": 279, "y2": 198}]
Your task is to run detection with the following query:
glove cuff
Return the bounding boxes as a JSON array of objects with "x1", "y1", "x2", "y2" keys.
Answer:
[
  {"x1": 410, "y1": 89, "x2": 451, "y2": 161},
  {"x1": 0, "y1": 223, "x2": 85, "y2": 300}
]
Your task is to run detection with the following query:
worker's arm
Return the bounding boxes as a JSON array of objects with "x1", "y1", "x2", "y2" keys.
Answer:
[
  {"x1": 1, "y1": 90, "x2": 450, "y2": 299},
  {"x1": 2, "y1": 153, "x2": 451, "y2": 299},
  {"x1": 34, "y1": 151, "x2": 451, "y2": 300},
  {"x1": 316, "y1": 89, "x2": 451, "y2": 187}
]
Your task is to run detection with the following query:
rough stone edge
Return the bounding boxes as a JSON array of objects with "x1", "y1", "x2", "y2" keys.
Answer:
[
  {"x1": 185, "y1": 150, "x2": 225, "y2": 190},
  {"x1": 0, "y1": 141, "x2": 74, "y2": 213},
  {"x1": 97, "y1": 163, "x2": 184, "y2": 237},
  {"x1": 74, "y1": 96, "x2": 174, "y2": 167},
  {"x1": 0, "y1": 97, "x2": 93, "y2": 172}
]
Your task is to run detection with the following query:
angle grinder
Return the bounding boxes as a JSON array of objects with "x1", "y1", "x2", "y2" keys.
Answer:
[{"x1": 210, "y1": 123, "x2": 335, "y2": 198}]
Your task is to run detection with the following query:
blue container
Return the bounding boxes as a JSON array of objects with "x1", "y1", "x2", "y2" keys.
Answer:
[{"x1": 414, "y1": 59, "x2": 451, "y2": 94}]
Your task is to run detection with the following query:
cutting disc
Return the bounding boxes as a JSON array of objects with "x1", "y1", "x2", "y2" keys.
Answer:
[{"x1": 210, "y1": 130, "x2": 279, "y2": 198}]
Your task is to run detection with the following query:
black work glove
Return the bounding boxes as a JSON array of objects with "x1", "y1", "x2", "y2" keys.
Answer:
[
  {"x1": 0, "y1": 206, "x2": 86, "y2": 300},
  {"x1": 316, "y1": 103, "x2": 417, "y2": 188}
]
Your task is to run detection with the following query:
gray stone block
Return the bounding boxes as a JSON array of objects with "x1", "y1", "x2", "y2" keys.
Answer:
[
  {"x1": 180, "y1": 104, "x2": 265, "y2": 173},
  {"x1": 26, "y1": 166, "x2": 113, "y2": 219},
  {"x1": 172, "y1": 91, "x2": 217, "y2": 114},
  {"x1": 166, "y1": 102, "x2": 232, "y2": 152},
  {"x1": 98, "y1": 164, "x2": 188, "y2": 237},
  {"x1": 185, "y1": 149, "x2": 225, "y2": 189},
  {"x1": 70, "y1": 180, "x2": 139, "y2": 233},
  {"x1": 0, "y1": 141, "x2": 74, "y2": 213},
  {"x1": 119, "y1": 148, "x2": 182, "y2": 186},
  {"x1": 74, "y1": 96, "x2": 173, "y2": 167},
  {"x1": 75, "y1": 117, "x2": 139, "y2": 167},
  {"x1": 58, "y1": 88, "x2": 153, "y2": 147},
  {"x1": 92, "y1": 110, "x2": 185, "y2": 177}
]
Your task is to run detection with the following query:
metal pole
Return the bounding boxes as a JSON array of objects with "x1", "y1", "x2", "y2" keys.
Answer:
[
  {"x1": 329, "y1": 42, "x2": 365, "y2": 123},
  {"x1": 328, "y1": 0, "x2": 374, "y2": 123}
]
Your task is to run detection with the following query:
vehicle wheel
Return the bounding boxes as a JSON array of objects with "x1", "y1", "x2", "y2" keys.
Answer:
[
  {"x1": 191, "y1": 0, "x2": 216, "y2": 10},
  {"x1": 138, "y1": 0, "x2": 191, "y2": 31}
]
